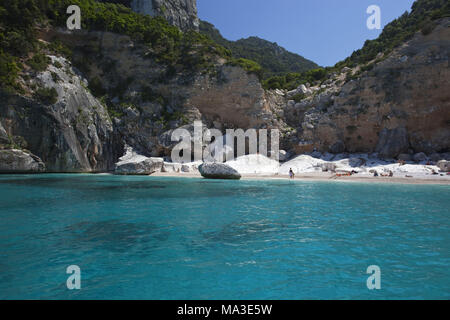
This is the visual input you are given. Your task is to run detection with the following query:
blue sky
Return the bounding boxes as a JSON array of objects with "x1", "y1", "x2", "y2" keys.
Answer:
[{"x1": 197, "y1": 0, "x2": 416, "y2": 67}]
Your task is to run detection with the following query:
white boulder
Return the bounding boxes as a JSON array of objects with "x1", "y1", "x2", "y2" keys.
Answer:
[
  {"x1": 226, "y1": 154, "x2": 280, "y2": 175},
  {"x1": 162, "y1": 162, "x2": 182, "y2": 173},
  {"x1": 114, "y1": 146, "x2": 163, "y2": 175}
]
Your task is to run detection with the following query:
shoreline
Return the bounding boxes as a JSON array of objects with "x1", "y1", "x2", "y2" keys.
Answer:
[
  {"x1": 1, "y1": 172, "x2": 449, "y2": 185},
  {"x1": 151, "y1": 172, "x2": 450, "y2": 185}
]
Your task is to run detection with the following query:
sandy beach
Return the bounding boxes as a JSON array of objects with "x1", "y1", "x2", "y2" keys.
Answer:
[
  {"x1": 145, "y1": 153, "x2": 450, "y2": 185},
  {"x1": 152, "y1": 171, "x2": 450, "y2": 185}
]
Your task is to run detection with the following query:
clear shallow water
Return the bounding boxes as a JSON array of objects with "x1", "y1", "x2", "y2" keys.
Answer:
[{"x1": 0, "y1": 174, "x2": 448, "y2": 300}]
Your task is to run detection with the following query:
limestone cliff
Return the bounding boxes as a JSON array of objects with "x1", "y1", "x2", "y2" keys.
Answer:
[
  {"x1": 281, "y1": 18, "x2": 450, "y2": 159},
  {"x1": 52, "y1": 30, "x2": 285, "y2": 158},
  {"x1": 131, "y1": 0, "x2": 199, "y2": 31},
  {"x1": 1, "y1": 9, "x2": 448, "y2": 173},
  {"x1": 0, "y1": 54, "x2": 119, "y2": 172},
  {"x1": 0, "y1": 149, "x2": 45, "y2": 173}
]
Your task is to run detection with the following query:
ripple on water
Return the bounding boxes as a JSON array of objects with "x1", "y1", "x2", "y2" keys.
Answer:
[{"x1": 0, "y1": 174, "x2": 448, "y2": 299}]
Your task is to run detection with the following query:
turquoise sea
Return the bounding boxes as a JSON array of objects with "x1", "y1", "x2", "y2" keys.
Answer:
[{"x1": 0, "y1": 174, "x2": 448, "y2": 300}]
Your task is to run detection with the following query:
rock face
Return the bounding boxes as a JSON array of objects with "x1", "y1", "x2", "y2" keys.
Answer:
[
  {"x1": 0, "y1": 149, "x2": 45, "y2": 173},
  {"x1": 2, "y1": 16, "x2": 448, "y2": 174},
  {"x1": 413, "y1": 152, "x2": 428, "y2": 163},
  {"x1": 131, "y1": 0, "x2": 199, "y2": 31},
  {"x1": 0, "y1": 121, "x2": 8, "y2": 145},
  {"x1": 294, "y1": 18, "x2": 450, "y2": 158},
  {"x1": 199, "y1": 163, "x2": 242, "y2": 180},
  {"x1": 1, "y1": 27, "x2": 286, "y2": 173},
  {"x1": 115, "y1": 157, "x2": 163, "y2": 175},
  {"x1": 279, "y1": 150, "x2": 288, "y2": 162},
  {"x1": 376, "y1": 127, "x2": 409, "y2": 159},
  {"x1": 62, "y1": 30, "x2": 286, "y2": 159},
  {"x1": 188, "y1": 66, "x2": 283, "y2": 130},
  {"x1": 398, "y1": 153, "x2": 412, "y2": 162},
  {"x1": 0, "y1": 55, "x2": 118, "y2": 173},
  {"x1": 437, "y1": 160, "x2": 450, "y2": 172}
]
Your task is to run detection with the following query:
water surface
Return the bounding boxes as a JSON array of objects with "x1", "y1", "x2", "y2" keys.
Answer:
[{"x1": 0, "y1": 174, "x2": 448, "y2": 299}]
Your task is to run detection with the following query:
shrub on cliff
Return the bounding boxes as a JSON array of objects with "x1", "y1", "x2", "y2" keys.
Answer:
[
  {"x1": 0, "y1": 0, "x2": 232, "y2": 91},
  {"x1": 0, "y1": 51, "x2": 21, "y2": 90},
  {"x1": 263, "y1": 68, "x2": 328, "y2": 90},
  {"x1": 228, "y1": 58, "x2": 264, "y2": 80},
  {"x1": 28, "y1": 53, "x2": 51, "y2": 72},
  {"x1": 264, "y1": 0, "x2": 449, "y2": 90},
  {"x1": 46, "y1": 0, "x2": 230, "y2": 70},
  {"x1": 336, "y1": 0, "x2": 449, "y2": 69},
  {"x1": 200, "y1": 21, "x2": 319, "y2": 78},
  {"x1": 34, "y1": 87, "x2": 58, "y2": 105}
]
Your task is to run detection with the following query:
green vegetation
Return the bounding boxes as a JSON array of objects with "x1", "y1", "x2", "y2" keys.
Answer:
[
  {"x1": 28, "y1": 53, "x2": 51, "y2": 72},
  {"x1": 200, "y1": 21, "x2": 318, "y2": 79},
  {"x1": 88, "y1": 76, "x2": 107, "y2": 97},
  {"x1": 34, "y1": 87, "x2": 58, "y2": 105},
  {"x1": 0, "y1": 0, "x2": 43, "y2": 91},
  {"x1": 50, "y1": 71, "x2": 59, "y2": 82},
  {"x1": 0, "y1": 52, "x2": 21, "y2": 90},
  {"x1": 291, "y1": 93, "x2": 307, "y2": 103},
  {"x1": 227, "y1": 58, "x2": 264, "y2": 80},
  {"x1": 46, "y1": 0, "x2": 230, "y2": 69},
  {"x1": 336, "y1": 0, "x2": 449, "y2": 69},
  {"x1": 47, "y1": 40, "x2": 73, "y2": 58},
  {"x1": 95, "y1": 0, "x2": 132, "y2": 6},
  {"x1": 140, "y1": 86, "x2": 167, "y2": 105},
  {"x1": 1, "y1": 0, "x2": 447, "y2": 95},
  {"x1": 262, "y1": 68, "x2": 328, "y2": 91},
  {"x1": 0, "y1": 0, "x2": 231, "y2": 93},
  {"x1": 263, "y1": 0, "x2": 449, "y2": 90},
  {"x1": 178, "y1": 30, "x2": 231, "y2": 73},
  {"x1": 2, "y1": 134, "x2": 28, "y2": 150},
  {"x1": 105, "y1": 103, "x2": 125, "y2": 119},
  {"x1": 159, "y1": 107, "x2": 189, "y2": 129}
]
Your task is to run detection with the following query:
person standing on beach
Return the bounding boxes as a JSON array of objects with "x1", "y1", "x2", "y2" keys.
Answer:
[{"x1": 289, "y1": 168, "x2": 295, "y2": 179}]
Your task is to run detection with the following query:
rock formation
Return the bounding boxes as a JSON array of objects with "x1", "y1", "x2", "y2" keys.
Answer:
[
  {"x1": 115, "y1": 146, "x2": 164, "y2": 174},
  {"x1": 0, "y1": 55, "x2": 119, "y2": 172},
  {"x1": 291, "y1": 18, "x2": 450, "y2": 159},
  {"x1": 1, "y1": 5, "x2": 448, "y2": 174},
  {"x1": 0, "y1": 149, "x2": 45, "y2": 173},
  {"x1": 0, "y1": 122, "x2": 8, "y2": 145},
  {"x1": 131, "y1": 0, "x2": 199, "y2": 31},
  {"x1": 199, "y1": 162, "x2": 242, "y2": 180},
  {"x1": 437, "y1": 160, "x2": 450, "y2": 172}
]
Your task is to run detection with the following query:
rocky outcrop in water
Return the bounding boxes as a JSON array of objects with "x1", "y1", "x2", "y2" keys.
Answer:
[
  {"x1": 199, "y1": 163, "x2": 242, "y2": 180},
  {"x1": 0, "y1": 149, "x2": 45, "y2": 173},
  {"x1": 131, "y1": 0, "x2": 199, "y2": 31}
]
